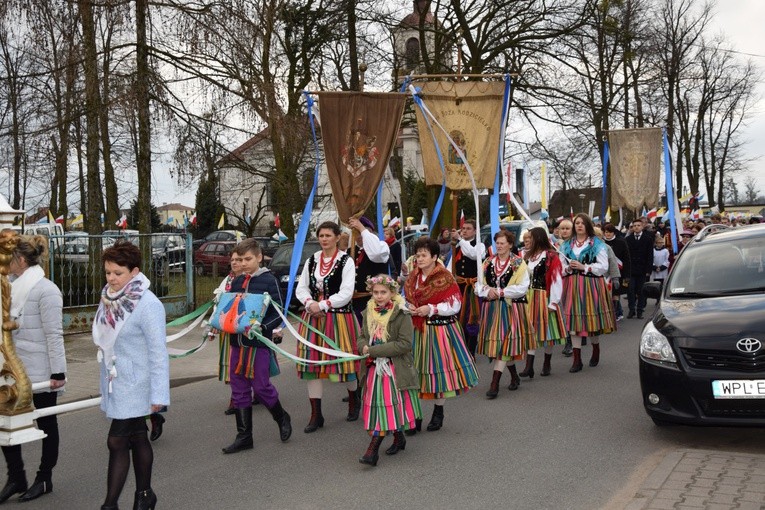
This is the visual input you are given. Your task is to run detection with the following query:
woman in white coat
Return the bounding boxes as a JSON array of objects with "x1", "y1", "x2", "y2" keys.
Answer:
[{"x1": 0, "y1": 235, "x2": 66, "y2": 503}]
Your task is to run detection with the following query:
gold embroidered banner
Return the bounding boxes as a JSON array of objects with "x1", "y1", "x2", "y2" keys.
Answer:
[
  {"x1": 317, "y1": 92, "x2": 406, "y2": 223},
  {"x1": 608, "y1": 127, "x2": 662, "y2": 210},
  {"x1": 414, "y1": 81, "x2": 507, "y2": 190}
]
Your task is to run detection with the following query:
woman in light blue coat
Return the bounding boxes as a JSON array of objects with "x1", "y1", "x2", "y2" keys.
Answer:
[
  {"x1": 93, "y1": 241, "x2": 169, "y2": 510},
  {"x1": 0, "y1": 235, "x2": 65, "y2": 504}
]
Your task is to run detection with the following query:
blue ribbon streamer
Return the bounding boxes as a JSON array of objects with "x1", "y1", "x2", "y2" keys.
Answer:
[
  {"x1": 285, "y1": 92, "x2": 322, "y2": 310},
  {"x1": 490, "y1": 76, "x2": 512, "y2": 252},
  {"x1": 601, "y1": 140, "x2": 610, "y2": 223},
  {"x1": 663, "y1": 129, "x2": 679, "y2": 254},
  {"x1": 376, "y1": 180, "x2": 384, "y2": 239},
  {"x1": 411, "y1": 88, "x2": 446, "y2": 232}
]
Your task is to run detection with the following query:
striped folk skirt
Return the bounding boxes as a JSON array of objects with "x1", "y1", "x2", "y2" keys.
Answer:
[
  {"x1": 296, "y1": 310, "x2": 359, "y2": 382},
  {"x1": 477, "y1": 299, "x2": 533, "y2": 361},
  {"x1": 220, "y1": 333, "x2": 280, "y2": 381},
  {"x1": 362, "y1": 363, "x2": 422, "y2": 437},
  {"x1": 527, "y1": 288, "x2": 567, "y2": 347},
  {"x1": 413, "y1": 319, "x2": 479, "y2": 400},
  {"x1": 561, "y1": 274, "x2": 615, "y2": 336}
]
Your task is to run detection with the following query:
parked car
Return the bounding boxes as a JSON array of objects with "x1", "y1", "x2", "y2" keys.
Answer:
[
  {"x1": 192, "y1": 230, "x2": 245, "y2": 251},
  {"x1": 252, "y1": 236, "x2": 284, "y2": 260},
  {"x1": 639, "y1": 223, "x2": 765, "y2": 426},
  {"x1": 148, "y1": 234, "x2": 187, "y2": 272},
  {"x1": 194, "y1": 240, "x2": 237, "y2": 276},
  {"x1": 11, "y1": 223, "x2": 66, "y2": 252},
  {"x1": 269, "y1": 241, "x2": 321, "y2": 309}
]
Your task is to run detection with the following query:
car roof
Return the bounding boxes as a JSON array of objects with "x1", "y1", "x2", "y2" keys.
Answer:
[{"x1": 689, "y1": 223, "x2": 765, "y2": 246}]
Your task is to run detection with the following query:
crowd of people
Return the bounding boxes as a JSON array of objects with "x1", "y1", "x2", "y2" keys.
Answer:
[{"x1": 0, "y1": 209, "x2": 758, "y2": 507}]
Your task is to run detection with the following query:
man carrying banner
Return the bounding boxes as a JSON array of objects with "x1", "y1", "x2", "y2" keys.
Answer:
[
  {"x1": 350, "y1": 217, "x2": 391, "y2": 325},
  {"x1": 450, "y1": 219, "x2": 486, "y2": 358}
]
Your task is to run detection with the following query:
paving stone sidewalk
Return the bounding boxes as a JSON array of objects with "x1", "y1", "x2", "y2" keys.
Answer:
[{"x1": 626, "y1": 449, "x2": 765, "y2": 510}]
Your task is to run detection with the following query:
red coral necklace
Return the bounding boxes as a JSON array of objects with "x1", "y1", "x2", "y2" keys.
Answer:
[{"x1": 319, "y1": 250, "x2": 338, "y2": 277}]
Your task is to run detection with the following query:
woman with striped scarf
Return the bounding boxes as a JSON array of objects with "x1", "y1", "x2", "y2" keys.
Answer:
[
  {"x1": 560, "y1": 214, "x2": 616, "y2": 372},
  {"x1": 404, "y1": 237, "x2": 478, "y2": 433}
]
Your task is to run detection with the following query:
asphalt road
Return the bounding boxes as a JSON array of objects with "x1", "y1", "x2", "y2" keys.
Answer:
[{"x1": 13, "y1": 311, "x2": 765, "y2": 509}]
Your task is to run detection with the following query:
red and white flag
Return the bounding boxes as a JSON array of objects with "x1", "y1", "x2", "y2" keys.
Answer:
[
  {"x1": 274, "y1": 213, "x2": 281, "y2": 228},
  {"x1": 115, "y1": 215, "x2": 127, "y2": 229},
  {"x1": 55, "y1": 215, "x2": 64, "y2": 224},
  {"x1": 570, "y1": 206, "x2": 574, "y2": 218},
  {"x1": 459, "y1": 209, "x2": 465, "y2": 228}
]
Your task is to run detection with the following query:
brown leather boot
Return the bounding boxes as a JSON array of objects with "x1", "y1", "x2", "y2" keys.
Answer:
[
  {"x1": 303, "y1": 398, "x2": 324, "y2": 433},
  {"x1": 569, "y1": 348, "x2": 583, "y2": 373},
  {"x1": 385, "y1": 431, "x2": 407, "y2": 455},
  {"x1": 507, "y1": 364, "x2": 520, "y2": 390},
  {"x1": 519, "y1": 354, "x2": 535, "y2": 378},
  {"x1": 346, "y1": 389, "x2": 360, "y2": 422},
  {"x1": 541, "y1": 353, "x2": 552, "y2": 376},
  {"x1": 485, "y1": 370, "x2": 502, "y2": 399},
  {"x1": 359, "y1": 436, "x2": 384, "y2": 466},
  {"x1": 589, "y1": 343, "x2": 600, "y2": 367}
]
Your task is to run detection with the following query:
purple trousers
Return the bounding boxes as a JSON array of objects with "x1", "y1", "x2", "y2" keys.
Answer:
[{"x1": 229, "y1": 345, "x2": 279, "y2": 409}]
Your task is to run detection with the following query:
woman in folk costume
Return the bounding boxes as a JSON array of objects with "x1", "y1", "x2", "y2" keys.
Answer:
[
  {"x1": 357, "y1": 275, "x2": 421, "y2": 467},
  {"x1": 518, "y1": 227, "x2": 567, "y2": 379},
  {"x1": 476, "y1": 230, "x2": 531, "y2": 399},
  {"x1": 560, "y1": 214, "x2": 616, "y2": 372},
  {"x1": 404, "y1": 237, "x2": 478, "y2": 432},
  {"x1": 296, "y1": 221, "x2": 361, "y2": 433}
]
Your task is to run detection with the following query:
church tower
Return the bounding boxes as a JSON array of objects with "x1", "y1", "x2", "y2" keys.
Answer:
[{"x1": 391, "y1": 0, "x2": 445, "y2": 80}]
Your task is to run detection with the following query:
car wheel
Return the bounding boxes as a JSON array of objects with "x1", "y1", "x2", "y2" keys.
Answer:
[{"x1": 195, "y1": 263, "x2": 205, "y2": 276}]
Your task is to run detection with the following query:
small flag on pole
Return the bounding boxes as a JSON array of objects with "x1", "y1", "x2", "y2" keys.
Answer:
[
  {"x1": 116, "y1": 215, "x2": 127, "y2": 229},
  {"x1": 48, "y1": 211, "x2": 56, "y2": 224},
  {"x1": 217, "y1": 213, "x2": 225, "y2": 229},
  {"x1": 274, "y1": 213, "x2": 281, "y2": 229},
  {"x1": 459, "y1": 209, "x2": 465, "y2": 229}
]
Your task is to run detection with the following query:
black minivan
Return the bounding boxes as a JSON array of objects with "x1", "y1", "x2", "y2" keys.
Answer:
[{"x1": 639, "y1": 223, "x2": 765, "y2": 426}]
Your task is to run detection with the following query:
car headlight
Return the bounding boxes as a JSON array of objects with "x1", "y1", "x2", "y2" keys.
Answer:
[
  {"x1": 280, "y1": 275, "x2": 290, "y2": 283},
  {"x1": 640, "y1": 321, "x2": 677, "y2": 364}
]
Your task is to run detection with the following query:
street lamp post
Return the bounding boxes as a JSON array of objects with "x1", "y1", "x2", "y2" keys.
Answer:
[
  {"x1": 243, "y1": 197, "x2": 250, "y2": 235},
  {"x1": 578, "y1": 193, "x2": 586, "y2": 214}
]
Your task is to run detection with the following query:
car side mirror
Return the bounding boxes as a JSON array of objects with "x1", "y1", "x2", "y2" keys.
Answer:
[{"x1": 643, "y1": 281, "x2": 661, "y2": 300}]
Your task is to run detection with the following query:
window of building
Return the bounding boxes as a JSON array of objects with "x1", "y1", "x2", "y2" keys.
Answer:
[{"x1": 405, "y1": 38, "x2": 420, "y2": 70}]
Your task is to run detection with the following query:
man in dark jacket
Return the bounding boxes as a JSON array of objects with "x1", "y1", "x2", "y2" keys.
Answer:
[
  {"x1": 603, "y1": 223, "x2": 630, "y2": 321},
  {"x1": 625, "y1": 219, "x2": 654, "y2": 319}
]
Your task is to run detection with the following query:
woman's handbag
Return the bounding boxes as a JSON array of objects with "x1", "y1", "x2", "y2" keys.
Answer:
[{"x1": 210, "y1": 292, "x2": 271, "y2": 339}]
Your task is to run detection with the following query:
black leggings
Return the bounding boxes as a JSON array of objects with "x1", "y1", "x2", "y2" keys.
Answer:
[
  {"x1": 103, "y1": 419, "x2": 153, "y2": 506},
  {"x1": 1, "y1": 392, "x2": 59, "y2": 481}
]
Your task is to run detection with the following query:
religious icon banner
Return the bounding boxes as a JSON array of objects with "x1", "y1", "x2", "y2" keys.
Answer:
[
  {"x1": 317, "y1": 92, "x2": 406, "y2": 223},
  {"x1": 414, "y1": 81, "x2": 507, "y2": 190},
  {"x1": 608, "y1": 127, "x2": 662, "y2": 210}
]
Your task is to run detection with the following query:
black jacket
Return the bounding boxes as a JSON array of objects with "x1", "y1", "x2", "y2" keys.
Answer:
[
  {"x1": 625, "y1": 232, "x2": 654, "y2": 276},
  {"x1": 604, "y1": 236, "x2": 631, "y2": 279}
]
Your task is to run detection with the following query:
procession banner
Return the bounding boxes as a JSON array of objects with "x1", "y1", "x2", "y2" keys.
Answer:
[
  {"x1": 608, "y1": 127, "x2": 662, "y2": 209},
  {"x1": 414, "y1": 81, "x2": 507, "y2": 190},
  {"x1": 317, "y1": 92, "x2": 406, "y2": 222}
]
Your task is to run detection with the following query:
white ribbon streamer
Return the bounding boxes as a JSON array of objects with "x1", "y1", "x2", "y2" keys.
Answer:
[
  {"x1": 166, "y1": 309, "x2": 210, "y2": 343},
  {"x1": 272, "y1": 304, "x2": 366, "y2": 360}
]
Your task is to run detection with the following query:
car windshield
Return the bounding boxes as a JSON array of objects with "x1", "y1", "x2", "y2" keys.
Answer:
[
  {"x1": 270, "y1": 243, "x2": 318, "y2": 267},
  {"x1": 667, "y1": 237, "x2": 765, "y2": 296}
]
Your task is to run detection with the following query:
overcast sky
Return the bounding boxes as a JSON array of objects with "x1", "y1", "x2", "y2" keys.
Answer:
[{"x1": 151, "y1": 0, "x2": 765, "y2": 208}]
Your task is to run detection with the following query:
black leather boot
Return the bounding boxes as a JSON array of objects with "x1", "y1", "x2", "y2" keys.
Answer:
[
  {"x1": 570, "y1": 348, "x2": 583, "y2": 373},
  {"x1": 426, "y1": 405, "x2": 444, "y2": 431},
  {"x1": 562, "y1": 338, "x2": 573, "y2": 357},
  {"x1": 519, "y1": 354, "x2": 535, "y2": 378},
  {"x1": 224, "y1": 398, "x2": 236, "y2": 415},
  {"x1": 405, "y1": 418, "x2": 421, "y2": 436},
  {"x1": 346, "y1": 389, "x2": 360, "y2": 422},
  {"x1": 486, "y1": 370, "x2": 502, "y2": 399},
  {"x1": 133, "y1": 488, "x2": 157, "y2": 510},
  {"x1": 0, "y1": 473, "x2": 27, "y2": 503},
  {"x1": 507, "y1": 364, "x2": 520, "y2": 390},
  {"x1": 304, "y1": 398, "x2": 324, "y2": 433},
  {"x1": 359, "y1": 436, "x2": 384, "y2": 466},
  {"x1": 222, "y1": 407, "x2": 253, "y2": 453},
  {"x1": 267, "y1": 400, "x2": 292, "y2": 442},
  {"x1": 385, "y1": 431, "x2": 407, "y2": 455},
  {"x1": 18, "y1": 477, "x2": 51, "y2": 502},
  {"x1": 541, "y1": 353, "x2": 552, "y2": 376}
]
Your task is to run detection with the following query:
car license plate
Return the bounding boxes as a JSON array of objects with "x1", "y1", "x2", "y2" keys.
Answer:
[{"x1": 712, "y1": 380, "x2": 765, "y2": 399}]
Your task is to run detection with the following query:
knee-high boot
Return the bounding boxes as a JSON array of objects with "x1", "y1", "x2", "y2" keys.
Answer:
[
  {"x1": 267, "y1": 400, "x2": 292, "y2": 442},
  {"x1": 222, "y1": 407, "x2": 253, "y2": 454}
]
